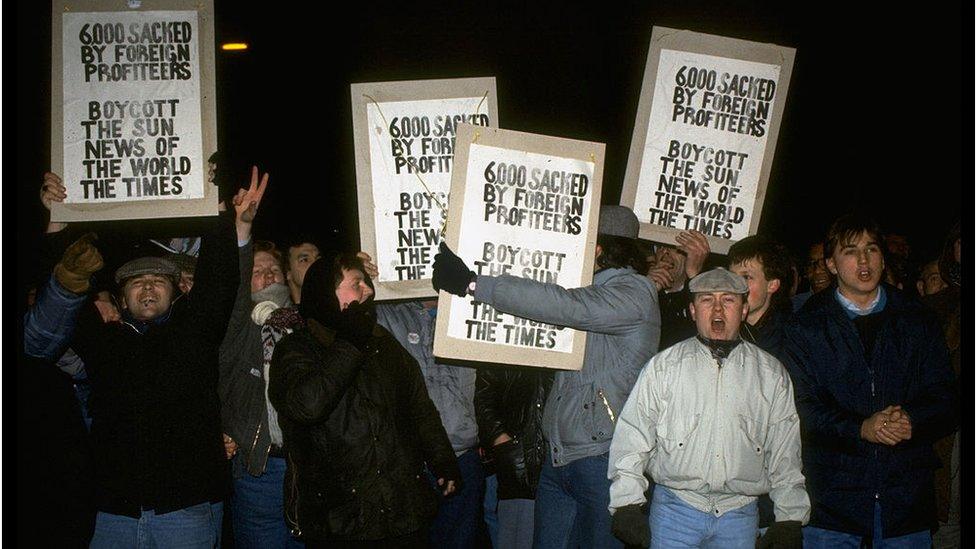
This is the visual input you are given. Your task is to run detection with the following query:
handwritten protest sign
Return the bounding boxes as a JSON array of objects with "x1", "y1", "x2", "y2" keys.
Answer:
[
  {"x1": 621, "y1": 27, "x2": 795, "y2": 254},
  {"x1": 51, "y1": 0, "x2": 217, "y2": 222},
  {"x1": 352, "y1": 78, "x2": 497, "y2": 301},
  {"x1": 433, "y1": 124, "x2": 604, "y2": 371}
]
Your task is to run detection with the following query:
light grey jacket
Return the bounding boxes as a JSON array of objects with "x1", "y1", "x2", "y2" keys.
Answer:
[
  {"x1": 377, "y1": 301, "x2": 479, "y2": 455},
  {"x1": 474, "y1": 266, "x2": 659, "y2": 466},
  {"x1": 608, "y1": 337, "x2": 810, "y2": 523}
]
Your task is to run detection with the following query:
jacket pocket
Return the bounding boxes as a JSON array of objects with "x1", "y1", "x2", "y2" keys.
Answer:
[
  {"x1": 656, "y1": 413, "x2": 700, "y2": 454},
  {"x1": 727, "y1": 414, "x2": 765, "y2": 484}
]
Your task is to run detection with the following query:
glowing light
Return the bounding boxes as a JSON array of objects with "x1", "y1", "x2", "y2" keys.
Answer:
[{"x1": 221, "y1": 43, "x2": 248, "y2": 51}]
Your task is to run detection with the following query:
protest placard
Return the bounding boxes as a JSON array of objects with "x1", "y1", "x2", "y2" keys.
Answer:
[
  {"x1": 621, "y1": 27, "x2": 795, "y2": 254},
  {"x1": 51, "y1": 0, "x2": 217, "y2": 222},
  {"x1": 351, "y1": 78, "x2": 498, "y2": 301},
  {"x1": 433, "y1": 124, "x2": 604, "y2": 371}
]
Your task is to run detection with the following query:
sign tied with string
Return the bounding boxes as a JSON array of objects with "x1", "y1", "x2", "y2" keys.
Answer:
[{"x1": 351, "y1": 78, "x2": 498, "y2": 301}]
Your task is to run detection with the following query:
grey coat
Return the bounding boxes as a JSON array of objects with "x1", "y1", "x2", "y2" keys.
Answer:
[{"x1": 474, "y1": 266, "x2": 660, "y2": 466}]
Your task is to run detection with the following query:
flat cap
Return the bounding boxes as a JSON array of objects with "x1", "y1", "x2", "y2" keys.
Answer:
[
  {"x1": 598, "y1": 206, "x2": 639, "y2": 239},
  {"x1": 165, "y1": 253, "x2": 198, "y2": 275},
  {"x1": 115, "y1": 257, "x2": 181, "y2": 284},
  {"x1": 688, "y1": 267, "x2": 749, "y2": 294}
]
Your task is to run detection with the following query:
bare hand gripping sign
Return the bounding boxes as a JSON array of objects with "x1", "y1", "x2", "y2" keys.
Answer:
[
  {"x1": 52, "y1": 0, "x2": 217, "y2": 222},
  {"x1": 621, "y1": 27, "x2": 795, "y2": 254},
  {"x1": 434, "y1": 124, "x2": 604, "y2": 371},
  {"x1": 352, "y1": 78, "x2": 498, "y2": 301}
]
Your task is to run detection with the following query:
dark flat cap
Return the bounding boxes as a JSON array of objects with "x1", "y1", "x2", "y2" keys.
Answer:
[
  {"x1": 165, "y1": 253, "x2": 198, "y2": 274},
  {"x1": 115, "y1": 257, "x2": 181, "y2": 284},
  {"x1": 598, "y1": 206, "x2": 640, "y2": 239},
  {"x1": 688, "y1": 267, "x2": 748, "y2": 294}
]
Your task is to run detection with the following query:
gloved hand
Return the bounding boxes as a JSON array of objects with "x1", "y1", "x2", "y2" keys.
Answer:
[
  {"x1": 611, "y1": 504, "x2": 649, "y2": 548},
  {"x1": 54, "y1": 233, "x2": 103, "y2": 294},
  {"x1": 432, "y1": 242, "x2": 475, "y2": 297},
  {"x1": 333, "y1": 300, "x2": 375, "y2": 352},
  {"x1": 756, "y1": 520, "x2": 802, "y2": 549}
]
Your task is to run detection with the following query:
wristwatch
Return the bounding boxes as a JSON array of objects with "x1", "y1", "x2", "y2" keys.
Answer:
[{"x1": 466, "y1": 278, "x2": 477, "y2": 296}]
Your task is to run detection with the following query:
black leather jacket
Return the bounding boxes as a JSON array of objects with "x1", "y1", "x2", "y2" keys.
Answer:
[{"x1": 474, "y1": 365, "x2": 553, "y2": 500}]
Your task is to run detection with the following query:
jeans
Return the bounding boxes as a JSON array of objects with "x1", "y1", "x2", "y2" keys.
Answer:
[
  {"x1": 803, "y1": 502, "x2": 932, "y2": 548},
  {"x1": 648, "y1": 487, "x2": 757, "y2": 549},
  {"x1": 498, "y1": 498, "x2": 535, "y2": 549},
  {"x1": 426, "y1": 449, "x2": 485, "y2": 548},
  {"x1": 484, "y1": 474, "x2": 499, "y2": 547},
  {"x1": 232, "y1": 456, "x2": 304, "y2": 549},
  {"x1": 90, "y1": 501, "x2": 223, "y2": 549},
  {"x1": 533, "y1": 453, "x2": 620, "y2": 549}
]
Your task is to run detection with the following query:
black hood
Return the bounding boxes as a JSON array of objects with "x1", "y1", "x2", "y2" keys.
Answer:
[{"x1": 299, "y1": 252, "x2": 375, "y2": 331}]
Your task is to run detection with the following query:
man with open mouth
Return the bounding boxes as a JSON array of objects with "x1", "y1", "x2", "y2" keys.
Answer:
[
  {"x1": 782, "y1": 214, "x2": 958, "y2": 548},
  {"x1": 608, "y1": 267, "x2": 809, "y2": 549}
]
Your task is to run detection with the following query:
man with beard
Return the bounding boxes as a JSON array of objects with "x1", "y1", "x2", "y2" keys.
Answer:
[
  {"x1": 269, "y1": 254, "x2": 460, "y2": 548},
  {"x1": 608, "y1": 268, "x2": 809, "y2": 549}
]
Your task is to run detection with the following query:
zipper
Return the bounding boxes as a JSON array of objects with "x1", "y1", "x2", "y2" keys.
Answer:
[
  {"x1": 597, "y1": 389, "x2": 616, "y2": 423},
  {"x1": 284, "y1": 451, "x2": 302, "y2": 538}
]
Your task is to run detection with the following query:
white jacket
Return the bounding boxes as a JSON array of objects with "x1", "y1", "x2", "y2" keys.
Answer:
[{"x1": 608, "y1": 337, "x2": 810, "y2": 523}]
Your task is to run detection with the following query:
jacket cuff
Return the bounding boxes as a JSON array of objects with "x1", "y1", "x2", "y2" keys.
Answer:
[{"x1": 473, "y1": 275, "x2": 500, "y2": 303}]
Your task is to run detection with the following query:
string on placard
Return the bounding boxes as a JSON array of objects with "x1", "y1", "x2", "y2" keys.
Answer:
[{"x1": 363, "y1": 94, "x2": 449, "y2": 236}]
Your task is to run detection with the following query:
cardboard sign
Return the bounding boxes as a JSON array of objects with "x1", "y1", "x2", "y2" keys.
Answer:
[
  {"x1": 433, "y1": 124, "x2": 604, "y2": 371},
  {"x1": 351, "y1": 78, "x2": 498, "y2": 301},
  {"x1": 621, "y1": 27, "x2": 795, "y2": 254},
  {"x1": 51, "y1": 0, "x2": 218, "y2": 222}
]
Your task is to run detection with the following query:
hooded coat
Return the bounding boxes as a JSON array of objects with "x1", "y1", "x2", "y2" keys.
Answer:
[{"x1": 268, "y1": 257, "x2": 459, "y2": 541}]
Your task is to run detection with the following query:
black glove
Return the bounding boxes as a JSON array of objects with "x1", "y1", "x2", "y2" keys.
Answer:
[
  {"x1": 756, "y1": 520, "x2": 802, "y2": 549},
  {"x1": 333, "y1": 301, "x2": 375, "y2": 352},
  {"x1": 611, "y1": 504, "x2": 649, "y2": 548},
  {"x1": 432, "y1": 242, "x2": 475, "y2": 297}
]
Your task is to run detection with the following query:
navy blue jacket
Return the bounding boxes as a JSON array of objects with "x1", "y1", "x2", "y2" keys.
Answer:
[{"x1": 782, "y1": 284, "x2": 958, "y2": 537}]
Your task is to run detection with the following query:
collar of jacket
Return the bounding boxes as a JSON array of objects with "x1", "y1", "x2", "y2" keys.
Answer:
[
  {"x1": 307, "y1": 318, "x2": 385, "y2": 347},
  {"x1": 805, "y1": 282, "x2": 907, "y2": 321},
  {"x1": 593, "y1": 266, "x2": 636, "y2": 285},
  {"x1": 307, "y1": 318, "x2": 337, "y2": 347},
  {"x1": 687, "y1": 336, "x2": 746, "y2": 367}
]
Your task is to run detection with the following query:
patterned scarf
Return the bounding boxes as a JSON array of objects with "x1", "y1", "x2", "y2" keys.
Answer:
[{"x1": 259, "y1": 306, "x2": 305, "y2": 446}]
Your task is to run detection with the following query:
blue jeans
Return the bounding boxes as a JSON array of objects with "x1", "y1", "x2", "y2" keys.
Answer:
[
  {"x1": 90, "y1": 501, "x2": 223, "y2": 548},
  {"x1": 533, "y1": 453, "x2": 620, "y2": 549},
  {"x1": 426, "y1": 449, "x2": 485, "y2": 548},
  {"x1": 232, "y1": 456, "x2": 304, "y2": 549},
  {"x1": 648, "y1": 487, "x2": 757, "y2": 549},
  {"x1": 484, "y1": 473, "x2": 499, "y2": 547},
  {"x1": 803, "y1": 502, "x2": 932, "y2": 548}
]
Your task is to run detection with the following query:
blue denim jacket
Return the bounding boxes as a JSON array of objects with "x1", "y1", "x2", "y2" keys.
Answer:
[{"x1": 24, "y1": 274, "x2": 86, "y2": 361}]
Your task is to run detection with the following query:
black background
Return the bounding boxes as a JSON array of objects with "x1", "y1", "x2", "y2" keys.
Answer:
[{"x1": 14, "y1": 1, "x2": 964, "y2": 301}]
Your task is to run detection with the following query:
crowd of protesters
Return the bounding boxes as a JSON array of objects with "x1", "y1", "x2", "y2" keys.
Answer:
[{"x1": 20, "y1": 164, "x2": 960, "y2": 549}]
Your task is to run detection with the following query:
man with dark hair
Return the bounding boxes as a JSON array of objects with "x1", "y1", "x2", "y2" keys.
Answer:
[
  {"x1": 646, "y1": 231, "x2": 711, "y2": 350},
  {"x1": 24, "y1": 167, "x2": 268, "y2": 547},
  {"x1": 283, "y1": 237, "x2": 322, "y2": 304},
  {"x1": 783, "y1": 214, "x2": 958, "y2": 548},
  {"x1": 269, "y1": 253, "x2": 460, "y2": 548},
  {"x1": 609, "y1": 268, "x2": 808, "y2": 549},
  {"x1": 728, "y1": 235, "x2": 794, "y2": 358},
  {"x1": 432, "y1": 205, "x2": 660, "y2": 549},
  {"x1": 791, "y1": 242, "x2": 833, "y2": 311}
]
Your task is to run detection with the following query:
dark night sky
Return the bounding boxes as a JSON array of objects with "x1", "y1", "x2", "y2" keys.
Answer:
[{"x1": 14, "y1": 1, "x2": 964, "y2": 302}]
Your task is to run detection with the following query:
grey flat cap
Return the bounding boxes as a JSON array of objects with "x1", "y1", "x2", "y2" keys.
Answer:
[
  {"x1": 598, "y1": 206, "x2": 639, "y2": 239},
  {"x1": 115, "y1": 257, "x2": 181, "y2": 284},
  {"x1": 688, "y1": 267, "x2": 749, "y2": 294}
]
